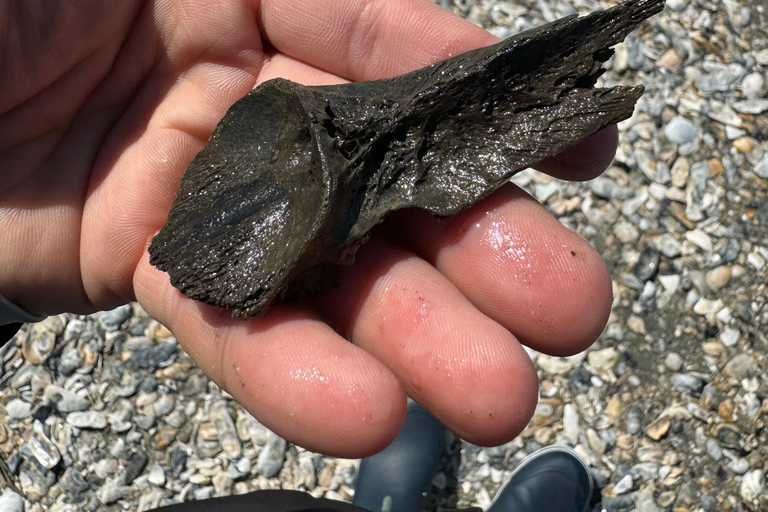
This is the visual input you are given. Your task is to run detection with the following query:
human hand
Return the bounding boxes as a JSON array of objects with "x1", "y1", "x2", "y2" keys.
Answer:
[{"x1": 1, "y1": 0, "x2": 614, "y2": 457}]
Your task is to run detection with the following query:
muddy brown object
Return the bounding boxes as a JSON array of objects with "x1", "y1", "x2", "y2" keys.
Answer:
[{"x1": 149, "y1": 0, "x2": 665, "y2": 318}]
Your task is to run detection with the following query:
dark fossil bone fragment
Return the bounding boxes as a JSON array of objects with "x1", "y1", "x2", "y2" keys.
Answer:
[{"x1": 149, "y1": 0, "x2": 665, "y2": 318}]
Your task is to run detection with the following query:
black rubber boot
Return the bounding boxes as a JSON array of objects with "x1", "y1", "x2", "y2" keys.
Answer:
[
  {"x1": 487, "y1": 446, "x2": 594, "y2": 512},
  {"x1": 353, "y1": 399, "x2": 446, "y2": 512}
]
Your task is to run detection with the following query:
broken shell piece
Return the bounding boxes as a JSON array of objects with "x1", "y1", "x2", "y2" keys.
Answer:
[
  {"x1": 644, "y1": 416, "x2": 671, "y2": 441},
  {"x1": 22, "y1": 325, "x2": 56, "y2": 364},
  {"x1": 712, "y1": 423, "x2": 744, "y2": 450},
  {"x1": 149, "y1": 0, "x2": 666, "y2": 317}
]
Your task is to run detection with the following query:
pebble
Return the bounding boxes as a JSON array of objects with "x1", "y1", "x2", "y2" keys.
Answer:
[
  {"x1": 27, "y1": 431, "x2": 61, "y2": 469},
  {"x1": 626, "y1": 315, "x2": 646, "y2": 335},
  {"x1": 613, "y1": 220, "x2": 639, "y2": 244},
  {"x1": 664, "y1": 116, "x2": 697, "y2": 144},
  {"x1": 702, "y1": 341, "x2": 725, "y2": 357},
  {"x1": 134, "y1": 414, "x2": 156, "y2": 430},
  {"x1": 664, "y1": 353, "x2": 683, "y2": 372},
  {"x1": 613, "y1": 474, "x2": 634, "y2": 494},
  {"x1": 128, "y1": 341, "x2": 178, "y2": 371},
  {"x1": 740, "y1": 470, "x2": 765, "y2": 505},
  {"x1": 714, "y1": 424, "x2": 743, "y2": 449},
  {"x1": 741, "y1": 72, "x2": 764, "y2": 100},
  {"x1": 658, "y1": 274, "x2": 680, "y2": 294},
  {"x1": 211, "y1": 401, "x2": 241, "y2": 459},
  {"x1": 60, "y1": 466, "x2": 90, "y2": 496},
  {"x1": 707, "y1": 100, "x2": 742, "y2": 127},
  {"x1": 728, "y1": 458, "x2": 750, "y2": 475},
  {"x1": 563, "y1": 403, "x2": 579, "y2": 445},
  {"x1": 732, "y1": 99, "x2": 768, "y2": 114},
  {"x1": 657, "y1": 49, "x2": 680, "y2": 69},
  {"x1": 695, "y1": 62, "x2": 747, "y2": 93},
  {"x1": 239, "y1": 413, "x2": 270, "y2": 448},
  {"x1": 670, "y1": 373, "x2": 706, "y2": 395},
  {"x1": 44, "y1": 385, "x2": 91, "y2": 413},
  {"x1": 670, "y1": 156, "x2": 689, "y2": 188},
  {"x1": 256, "y1": 433, "x2": 287, "y2": 478},
  {"x1": 66, "y1": 411, "x2": 107, "y2": 429},
  {"x1": 657, "y1": 491, "x2": 675, "y2": 508},
  {"x1": 720, "y1": 238, "x2": 741, "y2": 263},
  {"x1": 720, "y1": 327, "x2": 740, "y2": 347},
  {"x1": 626, "y1": 407, "x2": 643, "y2": 436},
  {"x1": 634, "y1": 489, "x2": 660, "y2": 512},
  {"x1": 725, "y1": 125, "x2": 746, "y2": 139},
  {"x1": 0, "y1": 491, "x2": 24, "y2": 512},
  {"x1": 624, "y1": 32, "x2": 647, "y2": 71},
  {"x1": 6, "y1": 399, "x2": 32, "y2": 419},
  {"x1": 196, "y1": 422, "x2": 221, "y2": 458},
  {"x1": 125, "y1": 451, "x2": 149, "y2": 484},
  {"x1": 536, "y1": 355, "x2": 575, "y2": 375},
  {"x1": 98, "y1": 482, "x2": 132, "y2": 505},
  {"x1": 62, "y1": 318, "x2": 87, "y2": 343},
  {"x1": 697, "y1": 388, "x2": 716, "y2": 414},
  {"x1": 591, "y1": 176, "x2": 627, "y2": 200},
  {"x1": 693, "y1": 298, "x2": 723, "y2": 315},
  {"x1": 148, "y1": 464, "x2": 167, "y2": 486},
  {"x1": 139, "y1": 488, "x2": 165, "y2": 510},
  {"x1": 690, "y1": 160, "x2": 710, "y2": 192},
  {"x1": 685, "y1": 229, "x2": 713, "y2": 252},
  {"x1": 587, "y1": 428, "x2": 605, "y2": 456},
  {"x1": 657, "y1": 234, "x2": 682, "y2": 258},
  {"x1": 227, "y1": 457, "x2": 252, "y2": 480},
  {"x1": 588, "y1": 347, "x2": 619, "y2": 372},
  {"x1": 153, "y1": 394, "x2": 175, "y2": 417},
  {"x1": 632, "y1": 246, "x2": 660, "y2": 282},
  {"x1": 57, "y1": 345, "x2": 83, "y2": 376},
  {"x1": 603, "y1": 494, "x2": 635, "y2": 512},
  {"x1": 169, "y1": 445, "x2": 188, "y2": 477},
  {"x1": 700, "y1": 495, "x2": 716, "y2": 512},
  {"x1": 665, "y1": 0, "x2": 687, "y2": 10},
  {"x1": 95, "y1": 305, "x2": 132, "y2": 332},
  {"x1": 19, "y1": 464, "x2": 55, "y2": 501},
  {"x1": 534, "y1": 181, "x2": 560, "y2": 202},
  {"x1": 747, "y1": 251, "x2": 766, "y2": 270},
  {"x1": 723, "y1": 354, "x2": 758, "y2": 379},
  {"x1": 9, "y1": 363, "x2": 34, "y2": 390},
  {"x1": 754, "y1": 155, "x2": 768, "y2": 179},
  {"x1": 705, "y1": 439, "x2": 723, "y2": 462},
  {"x1": 705, "y1": 266, "x2": 731, "y2": 291}
]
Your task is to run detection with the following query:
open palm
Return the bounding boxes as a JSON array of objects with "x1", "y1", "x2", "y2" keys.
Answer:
[{"x1": 1, "y1": 0, "x2": 615, "y2": 457}]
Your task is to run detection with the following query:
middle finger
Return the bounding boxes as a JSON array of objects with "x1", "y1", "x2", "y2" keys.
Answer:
[
  {"x1": 391, "y1": 183, "x2": 613, "y2": 356},
  {"x1": 311, "y1": 237, "x2": 539, "y2": 447}
]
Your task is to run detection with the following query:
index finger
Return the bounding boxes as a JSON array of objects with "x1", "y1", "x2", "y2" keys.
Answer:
[{"x1": 258, "y1": 0, "x2": 496, "y2": 82}]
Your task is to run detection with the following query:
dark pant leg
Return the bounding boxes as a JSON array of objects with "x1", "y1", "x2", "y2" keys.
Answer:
[{"x1": 352, "y1": 399, "x2": 446, "y2": 512}]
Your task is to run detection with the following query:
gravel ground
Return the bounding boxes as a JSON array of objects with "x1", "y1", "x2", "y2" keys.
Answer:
[{"x1": 2, "y1": 0, "x2": 768, "y2": 511}]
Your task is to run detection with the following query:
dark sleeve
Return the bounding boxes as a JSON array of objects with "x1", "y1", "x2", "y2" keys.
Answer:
[
  {"x1": 149, "y1": 489, "x2": 369, "y2": 512},
  {"x1": 0, "y1": 323, "x2": 22, "y2": 347}
]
